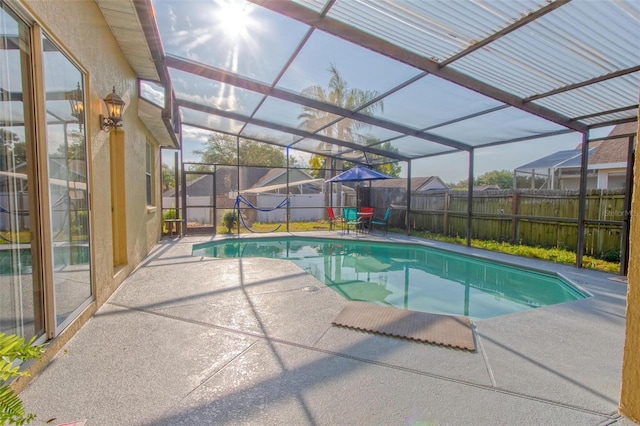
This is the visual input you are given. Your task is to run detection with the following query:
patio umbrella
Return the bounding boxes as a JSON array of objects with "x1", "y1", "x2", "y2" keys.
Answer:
[
  {"x1": 325, "y1": 165, "x2": 393, "y2": 183},
  {"x1": 325, "y1": 165, "x2": 392, "y2": 208}
]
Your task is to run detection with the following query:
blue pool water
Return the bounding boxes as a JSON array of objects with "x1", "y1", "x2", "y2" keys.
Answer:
[{"x1": 192, "y1": 237, "x2": 587, "y2": 319}]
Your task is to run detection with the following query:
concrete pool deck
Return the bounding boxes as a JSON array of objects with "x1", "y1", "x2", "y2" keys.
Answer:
[{"x1": 20, "y1": 232, "x2": 635, "y2": 425}]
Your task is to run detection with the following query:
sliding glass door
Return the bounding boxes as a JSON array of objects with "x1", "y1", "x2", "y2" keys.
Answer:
[
  {"x1": 0, "y1": 4, "x2": 43, "y2": 339},
  {"x1": 41, "y1": 34, "x2": 92, "y2": 330},
  {"x1": 0, "y1": 2, "x2": 92, "y2": 340}
]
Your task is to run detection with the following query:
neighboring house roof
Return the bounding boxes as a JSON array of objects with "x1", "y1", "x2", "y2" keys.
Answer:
[
  {"x1": 474, "y1": 185, "x2": 501, "y2": 191},
  {"x1": 588, "y1": 139, "x2": 628, "y2": 165},
  {"x1": 606, "y1": 121, "x2": 638, "y2": 138},
  {"x1": 588, "y1": 122, "x2": 637, "y2": 166},
  {"x1": 243, "y1": 178, "x2": 326, "y2": 194},
  {"x1": 253, "y1": 168, "x2": 286, "y2": 187},
  {"x1": 162, "y1": 167, "x2": 319, "y2": 197},
  {"x1": 515, "y1": 122, "x2": 637, "y2": 174},
  {"x1": 47, "y1": 157, "x2": 87, "y2": 181},
  {"x1": 515, "y1": 149, "x2": 585, "y2": 171},
  {"x1": 162, "y1": 166, "x2": 272, "y2": 197},
  {"x1": 252, "y1": 168, "x2": 314, "y2": 188},
  {"x1": 370, "y1": 177, "x2": 448, "y2": 191}
]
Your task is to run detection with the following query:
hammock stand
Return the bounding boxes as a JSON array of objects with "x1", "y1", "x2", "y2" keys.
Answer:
[{"x1": 233, "y1": 194, "x2": 289, "y2": 233}]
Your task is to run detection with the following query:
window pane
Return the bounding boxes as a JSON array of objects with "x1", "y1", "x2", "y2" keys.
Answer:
[
  {"x1": 140, "y1": 80, "x2": 165, "y2": 108},
  {"x1": 42, "y1": 34, "x2": 92, "y2": 328},
  {"x1": 146, "y1": 143, "x2": 153, "y2": 205},
  {"x1": 0, "y1": 5, "x2": 44, "y2": 340},
  {"x1": 146, "y1": 174, "x2": 152, "y2": 206}
]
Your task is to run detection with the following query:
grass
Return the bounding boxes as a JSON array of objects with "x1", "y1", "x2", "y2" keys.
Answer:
[
  {"x1": 215, "y1": 221, "x2": 331, "y2": 234},
  {"x1": 410, "y1": 230, "x2": 621, "y2": 273},
  {"x1": 0, "y1": 231, "x2": 32, "y2": 244}
]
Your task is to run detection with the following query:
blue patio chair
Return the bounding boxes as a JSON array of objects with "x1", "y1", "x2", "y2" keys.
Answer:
[
  {"x1": 370, "y1": 208, "x2": 391, "y2": 234},
  {"x1": 343, "y1": 207, "x2": 360, "y2": 233}
]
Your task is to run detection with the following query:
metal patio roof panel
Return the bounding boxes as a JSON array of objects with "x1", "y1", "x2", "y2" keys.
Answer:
[
  {"x1": 428, "y1": 107, "x2": 567, "y2": 147},
  {"x1": 152, "y1": 0, "x2": 310, "y2": 85},
  {"x1": 450, "y1": 1, "x2": 640, "y2": 99},
  {"x1": 321, "y1": 0, "x2": 550, "y2": 63},
  {"x1": 250, "y1": 0, "x2": 590, "y2": 133},
  {"x1": 144, "y1": 0, "x2": 639, "y2": 166},
  {"x1": 580, "y1": 110, "x2": 639, "y2": 127},
  {"x1": 532, "y1": 72, "x2": 640, "y2": 122},
  {"x1": 291, "y1": 0, "x2": 328, "y2": 13}
]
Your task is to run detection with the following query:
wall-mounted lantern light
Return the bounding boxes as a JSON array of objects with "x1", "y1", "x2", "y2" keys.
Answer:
[
  {"x1": 67, "y1": 82, "x2": 84, "y2": 131},
  {"x1": 100, "y1": 86, "x2": 125, "y2": 132}
]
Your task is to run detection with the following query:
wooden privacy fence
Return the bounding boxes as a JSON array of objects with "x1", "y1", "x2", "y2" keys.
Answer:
[{"x1": 370, "y1": 188, "x2": 626, "y2": 257}]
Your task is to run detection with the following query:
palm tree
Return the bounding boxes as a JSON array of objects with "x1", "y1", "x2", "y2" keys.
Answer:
[{"x1": 298, "y1": 63, "x2": 384, "y2": 177}]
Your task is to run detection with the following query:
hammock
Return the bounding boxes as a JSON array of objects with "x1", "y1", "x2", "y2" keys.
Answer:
[
  {"x1": 0, "y1": 193, "x2": 72, "y2": 243},
  {"x1": 234, "y1": 195, "x2": 288, "y2": 233}
]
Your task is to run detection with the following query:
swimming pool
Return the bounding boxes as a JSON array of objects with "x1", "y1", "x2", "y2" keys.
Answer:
[{"x1": 192, "y1": 237, "x2": 587, "y2": 320}]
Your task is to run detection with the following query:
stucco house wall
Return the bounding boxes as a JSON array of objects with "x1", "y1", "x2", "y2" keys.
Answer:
[
  {"x1": 14, "y1": 0, "x2": 164, "y2": 383},
  {"x1": 620, "y1": 118, "x2": 640, "y2": 423}
]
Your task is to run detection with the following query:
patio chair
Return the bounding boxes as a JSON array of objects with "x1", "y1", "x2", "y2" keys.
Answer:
[
  {"x1": 371, "y1": 208, "x2": 392, "y2": 234},
  {"x1": 343, "y1": 207, "x2": 361, "y2": 234},
  {"x1": 326, "y1": 207, "x2": 344, "y2": 230},
  {"x1": 358, "y1": 207, "x2": 374, "y2": 233}
]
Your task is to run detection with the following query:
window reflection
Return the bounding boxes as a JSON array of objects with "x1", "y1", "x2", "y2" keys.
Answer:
[
  {"x1": 140, "y1": 80, "x2": 165, "y2": 108},
  {"x1": 42, "y1": 34, "x2": 92, "y2": 328},
  {"x1": 0, "y1": 5, "x2": 43, "y2": 339}
]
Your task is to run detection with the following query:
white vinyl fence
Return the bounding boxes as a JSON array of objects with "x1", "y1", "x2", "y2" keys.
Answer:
[
  {"x1": 162, "y1": 193, "x2": 326, "y2": 224},
  {"x1": 255, "y1": 193, "x2": 323, "y2": 222}
]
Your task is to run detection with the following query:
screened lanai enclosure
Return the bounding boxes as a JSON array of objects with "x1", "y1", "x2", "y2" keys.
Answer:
[{"x1": 126, "y1": 0, "x2": 639, "y2": 273}]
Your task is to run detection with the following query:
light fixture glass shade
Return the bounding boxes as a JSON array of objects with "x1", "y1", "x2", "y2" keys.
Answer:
[
  {"x1": 67, "y1": 82, "x2": 84, "y2": 128},
  {"x1": 103, "y1": 86, "x2": 125, "y2": 120},
  {"x1": 101, "y1": 86, "x2": 125, "y2": 131}
]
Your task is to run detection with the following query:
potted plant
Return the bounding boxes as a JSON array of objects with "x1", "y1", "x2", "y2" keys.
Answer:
[
  {"x1": 0, "y1": 333, "x2": 45, "y2": 425},
  {"x1": 163, "y1": 208, "x2": 176, "y2": 234},
  {"x1": 221, "y1": 210, "x2": 237, "y2": 233}
]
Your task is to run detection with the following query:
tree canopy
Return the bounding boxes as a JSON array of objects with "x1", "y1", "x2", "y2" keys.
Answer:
[
  {"x1": 162, "y1": 163, "x2": 175, "y2": 190},
  {"x1": 307, "y1": 153, "x2": 401, "y2": 178},
  {"x1": 0, "y1": 129, "x2": 27, "y2": 167},
  {"x1": 298, "y1": 63, "x2": 384, "y2": 143},
  {"x1": 54, "y1": 130, "x2": 85, "y2": 161},
  {"x1": 452, "y1": 169, "x2": 513, "y2": 189},
  {"x1": 299, "y1": 64, "x2": 401, "y2": 178},
  {"x1": 192, "y1": 133, "x2": 288, "y2": 168}
]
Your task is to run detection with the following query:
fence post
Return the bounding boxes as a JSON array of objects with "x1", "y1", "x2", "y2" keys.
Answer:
[
  {"x1": 511, "y1": 191, "x2": 519, "y2": 242},
  {"x1": 443, "y1": 190, "x2": 450, "y2": 235},
  {"x1": 620, "y1": 136, "x2": 635, "y2": 275}
]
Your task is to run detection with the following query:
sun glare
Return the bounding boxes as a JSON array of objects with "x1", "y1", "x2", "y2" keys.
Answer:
[{"x1": 217, "y1": 0, "x2": 251, "y2": 39}]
